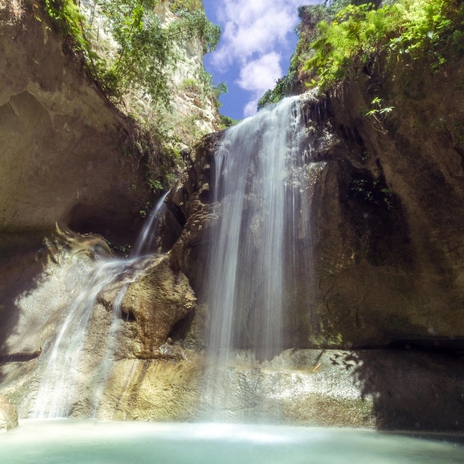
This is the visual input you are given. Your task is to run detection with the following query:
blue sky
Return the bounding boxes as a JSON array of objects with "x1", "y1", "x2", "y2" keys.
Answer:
[{"x1": 202, "y1": 0, "x2": 321, "y2": 120}]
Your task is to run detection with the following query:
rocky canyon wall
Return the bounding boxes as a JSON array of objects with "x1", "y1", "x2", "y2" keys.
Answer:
[
  {"x1": 166, "y1": 54, "x2": 464, "y2": 352},
  {"x1": 0, "y1": 3, "x2": 154, "y2": 245}
]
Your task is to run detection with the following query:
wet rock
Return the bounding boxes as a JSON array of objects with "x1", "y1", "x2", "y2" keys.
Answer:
[
  {"x1": 0, "y1": 226, "x2": 111, "y2": 359},
  {"x1": 0, "y1": 394, "x2": 18, "y2": 432},
  {"x1": 95, "y1": 348, "x2": 464, "y2": 432},
  {"x1": 121, "y1": 255, "x2": 196, "y2": 359},
  {"x1": 168, "y1": 55, "x2": 464, "y2": 350}
]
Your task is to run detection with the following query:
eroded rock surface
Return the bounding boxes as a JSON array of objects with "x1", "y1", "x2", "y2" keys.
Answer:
[
  {"x1": 87, "y1": 348, "x2": 464, "y2": 432},
  {"x1": 0, "y1": 230, "x2": 196, "y2": 419},
  {"x1": 166, "y1": 56, "x2": 464, "y2": 350},
  {"x1": 0, "y1": 394, "x2": 18, "y2": 432},
  {"x1": 0, "y1": 4, "x2": 152, "y2": 244},
  {"x1": 97, "y1": 255, "x2": 196, "y2": 359},
  {"x1": 0, "y1": 226, "x2": 112, "y2": 359}
]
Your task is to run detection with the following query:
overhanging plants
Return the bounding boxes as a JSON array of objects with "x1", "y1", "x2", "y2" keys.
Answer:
[{"x1": 304, "y1": 0, "x2": 464, "y2": 91}]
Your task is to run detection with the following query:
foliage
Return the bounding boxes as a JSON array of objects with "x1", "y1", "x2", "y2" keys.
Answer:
[
  {"x1": 364, "y1": 96, "x2": 395, "y2": 133},
  {"x1": 257, "y1": 0, "x2": 362, "y2": 109},
  {"x1": 220, "y1": 115, "x2": 241, "y2": 129},
  {"x1": 212, "y1": 81, "x2": 228, "y2": 102},
  {"x1": 258, "y1": 72, "x2": 297, "y2": 109},
  {"x1": 350, "y1": 176, "x2": 391, "y2": 208},
  {"x1": 97, "y1": 0, "x2": 220, "y2": 104},
  {"x1": 41, "y1": 0, "x2": 220, "y2": 106},
  {"x1": 162, "y1": 0, "x2": 203, "y2": 13},
  {"x1": 181, "y1": 77, "x2": 202, "y2": 93},
  {"x1": 40, "y1": 0, "x2": 222, "y2": 191},
  {"x1": 304, "y1": 0, "x2": 464, "y2": 90},
  {"x1": 42, "y1": 0, "x2": 108, "y2": 85}
]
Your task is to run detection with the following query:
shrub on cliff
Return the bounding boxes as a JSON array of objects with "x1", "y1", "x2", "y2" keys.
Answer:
[
  {"x1": 42, "y1": 0, "x2": 220, "y2": 106},
  {"x1": 304, "y1": 0, "x2": 464, "y2": 90}
]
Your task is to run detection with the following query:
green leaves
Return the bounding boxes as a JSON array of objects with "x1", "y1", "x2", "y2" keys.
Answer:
[
  {"x1": 42, "y1": 0, "x2": 221, "y2": 109},
  {"x1": 304, "y1": 0, "x2": 464, "y2": 90}
]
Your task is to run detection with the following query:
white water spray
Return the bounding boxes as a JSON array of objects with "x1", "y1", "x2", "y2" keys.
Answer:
[
  {"x1": 32, "y1": 193, "x2": 169, "y2": 418},
  {"x1": 206, "y1": 96, "x2": 311, "y2": 361}
]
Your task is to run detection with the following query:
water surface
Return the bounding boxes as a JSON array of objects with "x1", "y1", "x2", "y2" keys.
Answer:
[{"x1": 1, "y1": 420, "x2": 463, "y2": 463}]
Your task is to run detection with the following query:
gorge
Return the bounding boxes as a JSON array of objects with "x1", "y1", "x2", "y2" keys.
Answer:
[{"x1": 1, "y1": 0, "x2": 464, "y2": 461}]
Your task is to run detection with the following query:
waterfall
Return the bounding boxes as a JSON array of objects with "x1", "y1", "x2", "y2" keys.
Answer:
[
  {"x1": 206, "y1": 96, "x2": 315, "y2": 363},
  {"x1": 32, "y1": 193, "x2": 169, "y2": 419},
  {"x1": 198, "y1": 95, "x2": 328, "y2": 420},
  {"x1": 131, "y1": 192, "x2": 169, "y2": 258}
]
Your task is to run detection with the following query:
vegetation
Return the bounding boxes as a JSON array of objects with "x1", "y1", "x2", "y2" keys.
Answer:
[
  {"x1": 304, "y1": 0, "x2": 464, "y2": 90},
  {"x1": 260, "y1": 0, "x2": 464, "y2": 107},
  {"x1": 258, "y1": 0, "x2": 356, "y2": 108},
  {"x1": 219, "y1": 115, "x2": 242, "y2": 129},
  {"x1": 42, "y1": 0, "x2": 220, "y2": 105},
  {"x1": 40, "y1": 0, "x2": 222, "y2": 191}
]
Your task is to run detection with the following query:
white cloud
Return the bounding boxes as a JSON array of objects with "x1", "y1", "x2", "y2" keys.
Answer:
[
  {"x1": 237, "y1": 52, "x2": 282, "y2": 92},
  {"x1": 237, "y1": 52, "x2": 282, "y2": 117},
  {"x1": 211, "y1": 0, "x2": 318, "y2": 116}
]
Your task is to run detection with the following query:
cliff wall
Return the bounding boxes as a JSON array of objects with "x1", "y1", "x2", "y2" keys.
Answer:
[{"x1": 167, "y1": 53, "x2": 464, "y2": 351}]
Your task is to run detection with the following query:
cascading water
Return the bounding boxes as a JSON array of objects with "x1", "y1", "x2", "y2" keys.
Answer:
[
  {"x1": 131, "y1": 193, "x2": 169, "y2": 258},
  {"x1": 206, "y1": 95, "x2": 317, "y2": 360},
  {"x1": 31, "y1": 95, "x2": 325, "y2": 422},
  {"x1": 203, "y1": 95, "x2": 324, "y2": 417},
  {"x1": 32, "y1": 193, "x2": 169, "y2": 419}
]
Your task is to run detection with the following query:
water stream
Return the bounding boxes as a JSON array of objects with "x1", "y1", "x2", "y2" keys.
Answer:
[
  {"x1": 202, "y1": 95, "x2": 327, "y2": 418},
  {"x1": 31, "y1": 193, "x2": 169, "y2": 419},
  {"x1": 205, "y1": 96, "x2": 322, "y2": 361}
]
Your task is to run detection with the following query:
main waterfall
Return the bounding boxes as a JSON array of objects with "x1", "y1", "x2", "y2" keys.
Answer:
[{"x1": 206, "y1": 96, "x2": 317, "y2": 361}]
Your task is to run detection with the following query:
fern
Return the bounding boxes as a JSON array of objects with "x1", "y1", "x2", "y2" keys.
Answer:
[{"x1": 304, "y1": 0, "x2": 464, "y2": 90}]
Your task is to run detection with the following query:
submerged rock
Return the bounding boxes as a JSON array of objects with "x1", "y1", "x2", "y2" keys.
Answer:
[{"x1": 0, "y1": 394, "x2": 18, "y2": 432}]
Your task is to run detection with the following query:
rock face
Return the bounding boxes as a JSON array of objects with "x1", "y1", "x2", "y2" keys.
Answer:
[
  {"x1": 0, "y1": 4, "x2": 154, "y2": 244},
  {"x1": 98, "y1": 255, "x2": 197, "y2": 360},
  {"x1": 65, "y1": 348, "x2": 464, "y2": 432},
  {"x1": 166, "y1": 55, "x2": 464, "y2": 351},
  {"x1": 0, "y1": 230, "x2": 196, "y2": 419},
  {"x1": 311, "y1": 56, "x2": 464, "y2": 349},
  {"x1": 0, "y1": 394, "x2": 18, "y2": 432},
  {"x1": 0, "y1": 226, "x2": 112, "y2": 359}
]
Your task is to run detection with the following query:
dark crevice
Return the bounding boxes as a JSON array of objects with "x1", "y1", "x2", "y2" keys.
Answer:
[
  {"x1": 0, "y1": 352, "x2": 41, "y2": 362},
  {"x1": 168, "y1": 311, "x2": 195, "y2": 342},
  {"x1": 120, "y1": 310, "x2": 136, "y2": 323}
]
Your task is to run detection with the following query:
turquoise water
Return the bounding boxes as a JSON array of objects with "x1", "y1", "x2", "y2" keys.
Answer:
[{"x1": 1, "y1": 420, "x2": 463, "y2": 463}]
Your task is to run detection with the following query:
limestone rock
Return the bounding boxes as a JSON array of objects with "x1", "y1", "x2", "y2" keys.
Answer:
[
  {"x1": 0, "y1": 4, "x2": 152, "y2": 244},
  {"x1": 121, "y1": 256, "x2": 196, "y2": 358},
  {"x1": 0, "y1": 395, "x2": 18, "y2": 432},
  {"x1": 94, "y1": 348, "x2": 464, "y2": 432}
]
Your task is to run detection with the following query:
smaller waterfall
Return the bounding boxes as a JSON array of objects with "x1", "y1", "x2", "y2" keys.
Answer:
[
  {"x1": 32, "y1": 192, "x2": 169, "y2": 419},
  {"x1": 131, "y1": 192, "x2": 169, "y2": 257}
]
